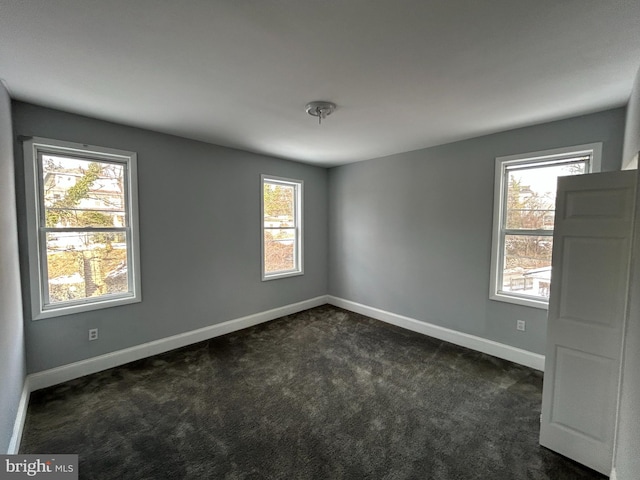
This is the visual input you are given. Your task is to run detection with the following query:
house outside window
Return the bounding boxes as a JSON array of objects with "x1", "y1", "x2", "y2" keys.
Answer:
[
  {"x1": 490, "y1": 143, "x2": 601, "y2": 309},
  {"x1": 23, "y1": 137, "x2": 141, "y2": 319},
  {"x1": 261, "y1": 175, "x2": 303, "y2": 280}
]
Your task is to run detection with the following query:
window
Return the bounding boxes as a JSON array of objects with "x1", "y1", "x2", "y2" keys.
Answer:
[
  {"x1": 261, "y1": 175, "x2": 303, "y2": 280},
  {"x1": 490, "y1": 143, "x2": 601, "y2": 309},
  {"x1": 23, "y1": 137, "x2": 141, "y2": 319}
]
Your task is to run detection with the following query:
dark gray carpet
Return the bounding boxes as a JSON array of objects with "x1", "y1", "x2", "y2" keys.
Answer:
[{"x1": 21, "y1": 305, "x2": 605, "y2": 480}]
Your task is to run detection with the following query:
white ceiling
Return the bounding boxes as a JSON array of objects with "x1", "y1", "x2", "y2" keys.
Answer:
[{"x1": 1, "y1": 1, "x2": 639, "y2": 167}]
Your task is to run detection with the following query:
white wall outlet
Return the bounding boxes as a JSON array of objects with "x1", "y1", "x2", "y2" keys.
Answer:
[
  {"x1": 88, "y1": 328, "x2": 99, "y2": 341},
  {"x1": 517, "y1": 320, "x2": 526, "y2": 331}
]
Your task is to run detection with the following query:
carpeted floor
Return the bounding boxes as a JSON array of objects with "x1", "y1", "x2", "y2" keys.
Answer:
[{"x1": 21, "y1": 305, "x2": 605, "y2": 479}]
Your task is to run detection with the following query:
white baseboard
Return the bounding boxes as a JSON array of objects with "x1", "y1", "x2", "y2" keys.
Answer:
[
  {"x1": 7, "y1": 378, "x2": 30, "y2": 454},
  {"x1": 28, "y1": 296, "x2": 327, "y2": 392},
  {"x1": 15, "y1": 294, "x2": 543, "y2": 454},
  {"x1": 28, "y1": 295, "x2": 542, "y2": 392},
  {"x1": 327, "y1": 296, "x2": 545, "y2": 371}
]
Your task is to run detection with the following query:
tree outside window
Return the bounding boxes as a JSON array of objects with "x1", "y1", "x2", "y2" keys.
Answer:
[
  {"x1": 490, "y1": 144, "x2": 600, "y2": 309},
  {"x1": 42, "y1": 155, "x2": 130, "y2": 303},
  {"x1": 23, "y1": 137, "x2": 141, "y2": 319},
  {"x1": 261, "y1": 176, "x2": 303, "y2": 280}
]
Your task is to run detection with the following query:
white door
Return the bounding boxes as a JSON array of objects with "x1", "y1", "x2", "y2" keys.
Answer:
[{"x1": 540, "y1": 170, "x2": 637, "y2": 475}]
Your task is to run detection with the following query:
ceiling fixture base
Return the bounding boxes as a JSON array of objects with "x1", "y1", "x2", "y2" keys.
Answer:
[{"x1": 305, "y1": 101, "x2": 336, "y2": 124}]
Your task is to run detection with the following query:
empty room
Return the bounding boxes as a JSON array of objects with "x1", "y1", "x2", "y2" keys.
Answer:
[{"x1": 1, "y1": 1, "x2": 640, "y2": 479}]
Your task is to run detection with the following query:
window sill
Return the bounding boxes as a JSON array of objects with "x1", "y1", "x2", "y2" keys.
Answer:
[
  {"x1": 33, "y1": 294, "x2": 141, "y2": 320},
  {"x1": 262, "y1": 270, "x2": 304, "y2": 281},
  {"x1": 490, "y1": 292, "x2": 549, "y2": 310}
]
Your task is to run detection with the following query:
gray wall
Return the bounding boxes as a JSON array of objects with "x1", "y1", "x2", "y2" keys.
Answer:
[
  {"x1": 622, "y1": 65, "x2": 640, "y2": 169},
  {"x1": 0, "y1": 84, "x2": 26, "y2": 452},
  {"x1": 13, "y1": 102, "x2": 328, "y2": 373},
  {"x1": 613, "y1": 66, "x2": 640, "y2": 480},
  {"x1": 614, "y1": 168, "x2": 640, "y2": 480},
  {"x1": 328, "y1": 108, "x2": 626, "y2": 355}
]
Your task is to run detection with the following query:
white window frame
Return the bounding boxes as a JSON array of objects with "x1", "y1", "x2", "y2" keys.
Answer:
[
  {"x1": 23, "y1": 137, "x2": 142, "y2": 319},
  {"x1": 261, "y1": 175, "x2": 304, "y2": 280},
  {"x1": 490, "y1": 143, "x2": 602, "y2": 309}
]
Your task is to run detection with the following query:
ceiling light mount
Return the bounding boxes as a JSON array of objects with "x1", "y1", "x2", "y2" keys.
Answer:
[{"x1": 305, "y1": 101, "x2": 336, "y2": 125}]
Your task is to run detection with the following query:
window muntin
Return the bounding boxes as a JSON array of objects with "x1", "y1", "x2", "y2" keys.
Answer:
[
  {"x1": 490, "y1": 144, "x2": 601, "y2": 309},
  {"x1": 261, "y1": 175, "x2": 303, "y2": 280},
  {"x1": 24, "y1": 138, "x2": 141, "y2": 319}
]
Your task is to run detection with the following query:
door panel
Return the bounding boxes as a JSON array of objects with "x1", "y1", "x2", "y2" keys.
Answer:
[
  {"x1": 565, "y1": 188, "x2": 633, "y2": 219},
  {"x1": 551, "y1": 346, "x2": 616, "y2": 441},
  {"x1": 540, "y1": 170, "x2": 636, "y2": 475},
  {"x1": 558, "y1": 237, "x2": 629, "y2": 326}
]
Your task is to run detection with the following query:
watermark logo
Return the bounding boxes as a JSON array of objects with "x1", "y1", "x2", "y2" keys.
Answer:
[{"x1": 0, "y1": 455, "x2": 77, "y2": 479}]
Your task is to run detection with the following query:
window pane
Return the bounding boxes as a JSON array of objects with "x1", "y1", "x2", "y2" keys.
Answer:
[
  {"x1": 45, "y1": 231, "x2": 129, "y2": 304},
  {"x1": 505, "y1": 161, "x2": 586, "y2": 230},
  {"x1": 502, "y1": 234, "x2": 553, "y2": 298},
  {"x1": 263, "y1": 183, "x2": 295, "y2": 226},
  {"x1": 264, "y1": 229, "x2": 296, "y2": 273},
  {"x1": 42, "y1": 155, "x2": 126, "y2": 228}
]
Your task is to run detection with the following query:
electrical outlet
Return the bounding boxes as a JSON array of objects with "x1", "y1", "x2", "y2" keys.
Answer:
[
  {"x1": 89, "y1": 328, "x2": 99, "y2": 341},
  {"x1": 517, "y1": 320, "x2": 526, "y2": 332}
]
